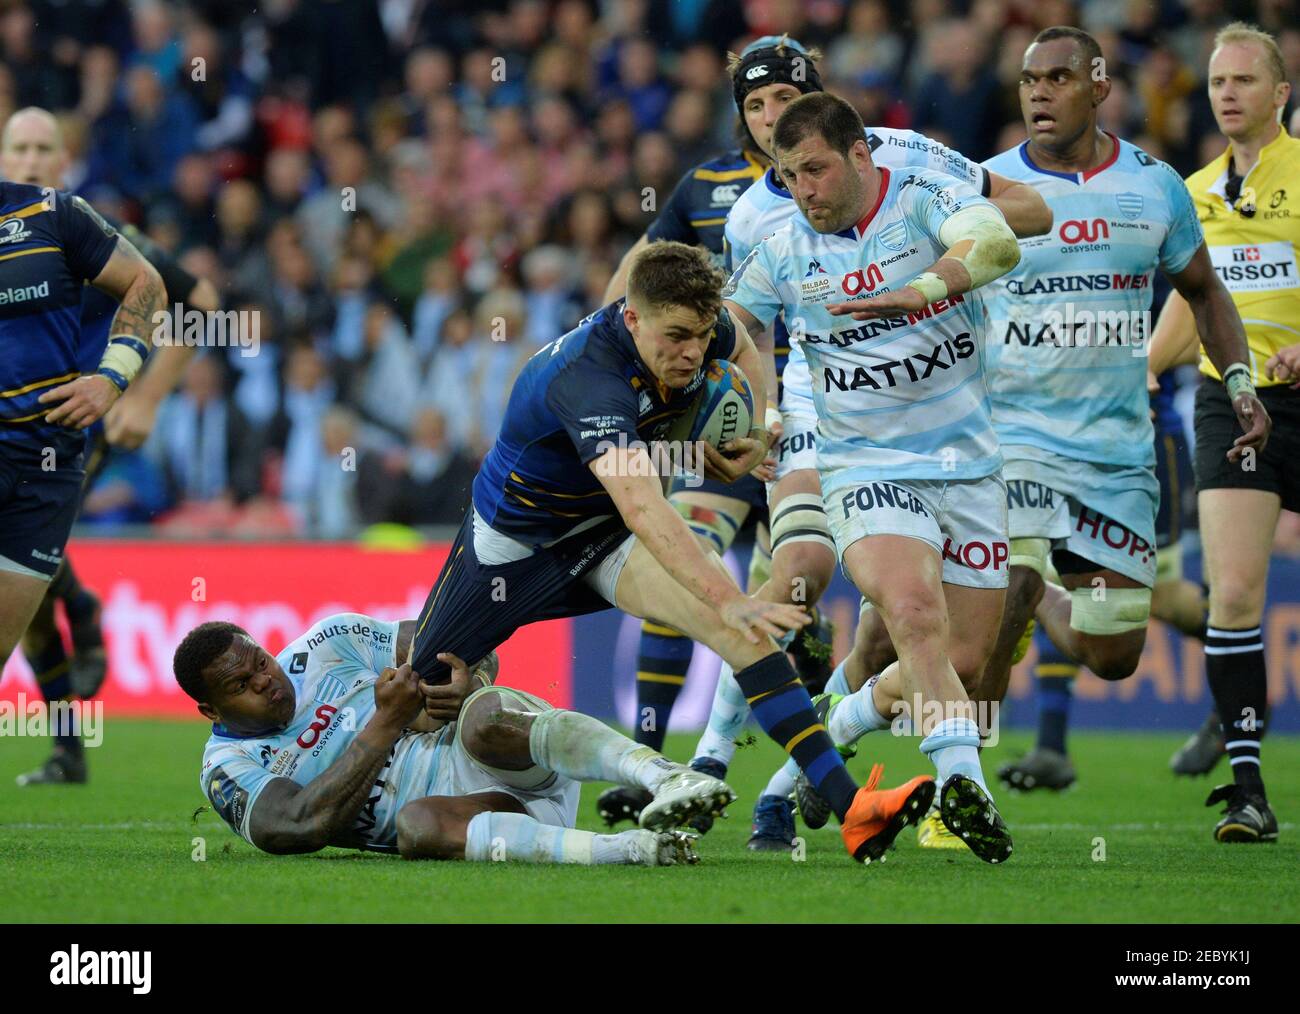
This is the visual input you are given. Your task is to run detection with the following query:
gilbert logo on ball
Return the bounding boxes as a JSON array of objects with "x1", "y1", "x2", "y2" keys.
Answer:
[{"x1": 669, "y1": 360, "x2": 754, "y2": 448}]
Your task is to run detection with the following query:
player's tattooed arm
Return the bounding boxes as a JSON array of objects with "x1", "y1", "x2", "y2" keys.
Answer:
[
  {"x1": 986, "y1": 172, "x2": 1053, "y2": 238},
  {"x1": 106, "y1": 276, "x2": 220, "y2": 449},
  {"x1": 246, "y1": 664, "x2": 423, "y2": 855},
  {"x1": 1165, "y1": 245, "x2": 1270, "y2": 459},
  {"x1": 91, "y1": 236, "x2": 168, "y2": 348},
  {"x1": 39, "y1": 237, "x2": 168, "y2": 428}
]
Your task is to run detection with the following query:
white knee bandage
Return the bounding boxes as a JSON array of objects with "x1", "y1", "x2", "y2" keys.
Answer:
[
  {"x1": 1069, "y1": 586, "x2": 1152, "y2": 635},
  {"x1": 1009, "y1": 537, "x2": 1051, "y2": 576},
  {"x1": 770, "y1": 493, "x2": 835, "y2": 554}
]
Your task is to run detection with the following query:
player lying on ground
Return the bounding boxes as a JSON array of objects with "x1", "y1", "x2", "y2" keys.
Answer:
[
  {"x1": 407, "y1": 240, "x2": 932, "y2": 863},
  {"x1": 177, "y1": 613, "x2": 703, "y2": 865}
]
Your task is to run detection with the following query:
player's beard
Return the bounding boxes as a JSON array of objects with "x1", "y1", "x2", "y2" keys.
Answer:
[{"x1": 819, "y1": 172, "x2": 865, "y2": 235}]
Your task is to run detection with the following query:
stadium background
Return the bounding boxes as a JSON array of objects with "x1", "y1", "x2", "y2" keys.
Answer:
[{"x1": 1, "y1": 0, "x2": 1298, "y2": 733}]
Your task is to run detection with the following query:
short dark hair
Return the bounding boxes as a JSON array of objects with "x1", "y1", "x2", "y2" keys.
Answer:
[
  {"x1": 626, "y1": 240, "x2": 724, "y2": 320},
  {"x1": 772, "y1": 92, "x2": 866, "y2": 161},
  {"x1": 174, "y1": 621, "x2": 248, "y2": 703},
  {"x1": 1032, "y1": 26, "x2": 1104, "y2": 75}
]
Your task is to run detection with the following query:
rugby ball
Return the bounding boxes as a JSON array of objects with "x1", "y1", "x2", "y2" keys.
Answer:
[{"x1": 668, "y1": 359, "x2": 755, "y2": 450}]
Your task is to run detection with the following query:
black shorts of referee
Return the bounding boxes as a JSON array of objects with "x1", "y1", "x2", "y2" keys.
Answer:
[{"x1": 1194, "y1": 376, "x2": 1300, "y2": 511}]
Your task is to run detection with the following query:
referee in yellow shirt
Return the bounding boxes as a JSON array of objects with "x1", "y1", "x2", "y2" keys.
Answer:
[{"x1": 1150, "y1": 22, "x2": 1292, "y2": 844}]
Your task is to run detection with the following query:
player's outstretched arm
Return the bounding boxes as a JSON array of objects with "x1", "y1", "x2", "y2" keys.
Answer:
[
  {"x1": 590, "y1": 445, "x2": 807, "y2": 642},
  {"x1": 987, "y1": 172, "x2": 1053, "y2": 238},
  {"x1": 1166, "y1": 245, "x2": 1270, "y2": 460},
  {"x1": 246, "y1": 664, "x2": 424, "y2": 855},
  {"x1": 39, "y1": 236, "x2": 167, "y2": 428},
  {"x1": 827, "y1": 205, "x2": 1020, "y2": 321}
]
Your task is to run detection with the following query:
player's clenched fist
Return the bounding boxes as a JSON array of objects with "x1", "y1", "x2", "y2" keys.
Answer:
[
  {"x1": 374, "y1": 662, "x2": 424, "y2": 729},
  {"x1": 419, "y1": 652, "x2": 474, "y2": 722}
]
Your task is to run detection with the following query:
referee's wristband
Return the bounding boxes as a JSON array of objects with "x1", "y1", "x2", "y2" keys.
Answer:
[{"x1": 1222, "y1": 363, "x2": 1255, "y2": 401}]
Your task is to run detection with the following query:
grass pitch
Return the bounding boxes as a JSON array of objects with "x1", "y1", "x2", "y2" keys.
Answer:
[{"x1": 2, "y1": 719, "x2": 1296, "y2": 923}]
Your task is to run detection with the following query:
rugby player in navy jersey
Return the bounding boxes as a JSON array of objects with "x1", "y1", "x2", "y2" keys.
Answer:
[
  {"x1": 0, "y1": 151, "x2": 168, "y2": 699},
  {"x1": 597, "y1": 36, "x2": 819, "y2": 830},
  {"x1": 408, "y1": 240, "x2": 936, "y2": 862},
  {"x1": 2, "y1": 107, "x2": 218, "y2": 785}
]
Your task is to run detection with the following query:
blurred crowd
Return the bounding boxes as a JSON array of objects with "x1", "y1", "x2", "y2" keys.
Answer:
[{"x1": 2, "y1": 0, "x2": 1298, "y2": 539}]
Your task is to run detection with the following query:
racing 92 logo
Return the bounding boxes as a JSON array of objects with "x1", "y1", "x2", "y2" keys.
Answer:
[
  {"x1": 841, "y1": 263, "x2": 885, "y2": 295},
  {"x1": 296, "y1": 704, "x2": 338, "y2": 748},
  {"x1": 1059, "y1": 218, "x2": 1110, "y2": 244}
]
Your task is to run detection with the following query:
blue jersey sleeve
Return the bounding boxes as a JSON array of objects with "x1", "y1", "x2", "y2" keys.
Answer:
[
  {"x1": 722, "y1": 238, "x2": 784, "y2": 331},
  {"x1": 545, "y1": 356, "x2": 643, "y2": 464},
  {"x1": 1156, "y1": 163, "x2": 1203, "y2": 276},
  {"x1": 712, "y1": 305, "x2": 739, "y2": 361},
  {"x1": 203, "y1": 746, "x2": 277, "y2": 845},
  {"x1": 646, "y1": 171, "x2": 699, "y2": 245},
  {"x1": 53, "y1": 192, "x2": 119, "y2": 281}
]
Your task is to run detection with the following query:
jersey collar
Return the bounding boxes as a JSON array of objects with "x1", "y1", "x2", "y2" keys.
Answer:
[
  {"x1": 764, "y1": 166, "x2": 790, "y2": 197},
  {"x1": 1018, "y1": 131, "x2": 1121, "y2": 184},
  {"x1": 210, "y1": 720, "x2": 284, "y2": 740}
]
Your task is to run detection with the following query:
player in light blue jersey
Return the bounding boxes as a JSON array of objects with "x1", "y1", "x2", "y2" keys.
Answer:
[
  {"x1": 957, "y1": 30, "x2": 1260, "y2": 779},
  {"x1": 727, "y1": 93, "x2": 1024, "y2": 863},
  {"x1": 687, "y1": 38, "x2": 1052, "y2": 852},
  {"x1": 178, "y1": 613, "x2": 705, "y2": 866}
]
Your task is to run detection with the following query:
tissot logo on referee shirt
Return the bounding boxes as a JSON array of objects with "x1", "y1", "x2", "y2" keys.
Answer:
[{"x1": 1210, "y1": 241, "x2": 1297, "y2": 291}]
